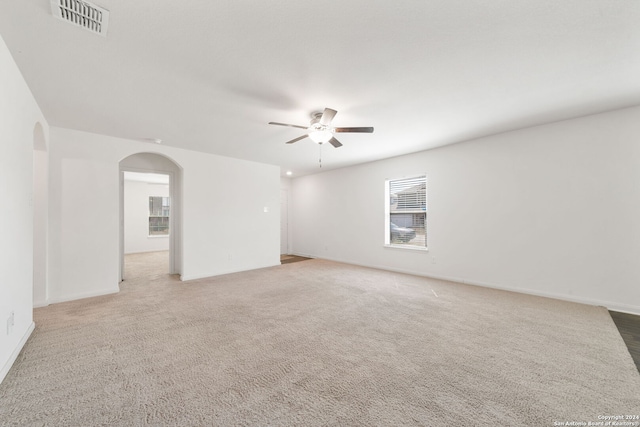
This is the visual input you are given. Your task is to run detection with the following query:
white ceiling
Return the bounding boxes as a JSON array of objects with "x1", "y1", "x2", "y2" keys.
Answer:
[{"x1": 1, "y1": 1, "x2": 639, "y2": 176}]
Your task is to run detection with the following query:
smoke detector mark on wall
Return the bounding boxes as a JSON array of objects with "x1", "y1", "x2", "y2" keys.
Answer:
[{"x1": 50, "y1": 0, "x2": 110, "y2": 37}]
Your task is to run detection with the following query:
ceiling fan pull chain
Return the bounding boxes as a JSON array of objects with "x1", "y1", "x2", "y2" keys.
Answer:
[{"x1": 319, "y1": 144, "x2": 322, "y2": 168}]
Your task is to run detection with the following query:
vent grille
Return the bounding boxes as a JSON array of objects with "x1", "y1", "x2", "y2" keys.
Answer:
[{"x1": 50, "y1": 0, "x2": 110, "y2": 36}]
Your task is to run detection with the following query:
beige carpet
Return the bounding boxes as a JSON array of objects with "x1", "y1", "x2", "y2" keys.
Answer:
[{"x1": 1, "y1": 252, "x2": 639, "y2": 426}]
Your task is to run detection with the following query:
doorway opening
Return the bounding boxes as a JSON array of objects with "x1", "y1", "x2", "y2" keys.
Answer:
[
  {"x1": 119, "y1": 153, "x2": 182, "y2": 282},
  {"x1": 123, "y1": 172, "x2": 171, "y2": 280}
]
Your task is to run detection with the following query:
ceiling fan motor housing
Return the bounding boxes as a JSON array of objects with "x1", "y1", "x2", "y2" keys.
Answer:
[{"x1": 309, "y1": 112, "x2": 329, "y2": 128}]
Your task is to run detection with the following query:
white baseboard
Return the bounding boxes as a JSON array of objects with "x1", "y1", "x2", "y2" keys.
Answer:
[
  {"x1": 33, "y1": 300, "x2": 49, "y2": 308},
  {"x1": 295, "y1": 254, "x2": 640, "y2": 317},
  {"x1": 48, "y1": 287, "x2": 120, "y2": 305},
  {"x1": 0, "y1": 321, "x2": 35, "y2": 385},
  {"x1": 181, "y1": 262, "x2": 281, "y2": 282},
  {"x1": 124, "y1": 248, "x2": 169, "y2": 255}
]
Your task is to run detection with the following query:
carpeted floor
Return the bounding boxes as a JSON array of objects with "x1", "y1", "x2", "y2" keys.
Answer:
[{"x1": 1, "y1": 252, "x2": 639, "y2": 426}]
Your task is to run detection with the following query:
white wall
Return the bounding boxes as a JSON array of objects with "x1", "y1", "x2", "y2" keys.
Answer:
[
  {"x1": 0, "y1": 35, "x2": 48, "y2": 383},
  {"x1": 291, "y1": 106, "x2": 640, "y2": 314},
  {"x1": 124, "y1": 179, "x2": 170, "y2": 254},
  {"x1": 280, "y1": 177, "x2": 292, "y2": 254},
  {"x1": 32, "y1": 135, "x2": 49, "y2": 307},
  {"x1": 48, "y1": 126, "x2": 280, "y2": 303}
]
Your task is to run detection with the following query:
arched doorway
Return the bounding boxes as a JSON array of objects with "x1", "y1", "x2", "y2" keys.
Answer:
[{"x1": 119, "y1": 153, "x2": 182, "y2": 281}]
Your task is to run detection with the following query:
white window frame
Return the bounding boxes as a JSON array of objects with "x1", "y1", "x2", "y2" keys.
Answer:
[{"x1": 384, "y1": 174, "x2": 428, "y2": 251}]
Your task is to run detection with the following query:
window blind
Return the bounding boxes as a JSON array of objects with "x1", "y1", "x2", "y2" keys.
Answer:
[{"x1": 387, "y1": 175, "x2": 427, "y2": 248}]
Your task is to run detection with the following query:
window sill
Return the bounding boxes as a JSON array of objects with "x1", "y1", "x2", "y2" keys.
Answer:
[
  {"x1": 148, "y1": 235, "x2": 169, "y2": 238},
  {"x1": 384, "y1": 244, "x2": 428, "y2": 252}
]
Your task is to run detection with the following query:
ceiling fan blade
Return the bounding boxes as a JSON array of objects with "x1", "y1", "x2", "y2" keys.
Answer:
[
  {"x1": 319, "y1": 108, "x2": 337, "y2": 126},
  {"x1": 328, "y1": 137, "x2": 343, "y2": 148},
  {"x1": 285, "y1": 134, "x2": 309, "y2": 144},
  {"x1": 269, "y1": 122, "x2": 309, "y2": 130},
  {"x1": 334, "y1": 127, "x2": 374, "y2": 133}
]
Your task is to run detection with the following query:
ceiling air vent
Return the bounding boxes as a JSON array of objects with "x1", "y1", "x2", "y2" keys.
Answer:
[{"x1": 50, "y1": 0, "x2": 110, "y2": 37}]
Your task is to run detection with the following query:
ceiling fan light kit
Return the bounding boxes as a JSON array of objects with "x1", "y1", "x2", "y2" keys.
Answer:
[
  {"x1": 269, "y1": 108, "x2": 374, "y2": 149},
  {"x1": 308, "y1": 128, "x2": 333, "y2": 144}
]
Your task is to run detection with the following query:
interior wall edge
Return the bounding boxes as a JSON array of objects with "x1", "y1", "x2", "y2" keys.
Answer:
[{"x1": 0, "y1": 33, "x2": 49, "y2": 387}]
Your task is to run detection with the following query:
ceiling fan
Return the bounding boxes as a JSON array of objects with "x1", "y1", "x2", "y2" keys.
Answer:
[{"x1": 269, "y1": 108, "x2": 373, "y2": 148}]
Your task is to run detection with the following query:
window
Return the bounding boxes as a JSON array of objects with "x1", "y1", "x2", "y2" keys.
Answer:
[
  {"x1": 385, "y1": 175, "x2": 426, "y2": 249},
  {"x1": 149, "y1": 196, "x2": 170, "y2": 236}
]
